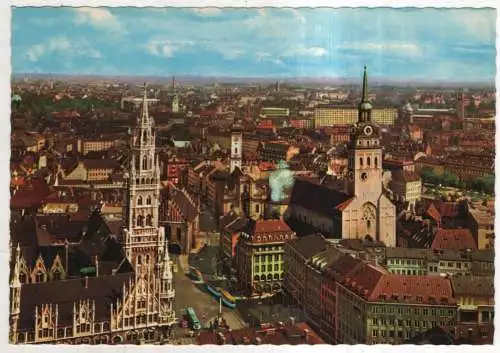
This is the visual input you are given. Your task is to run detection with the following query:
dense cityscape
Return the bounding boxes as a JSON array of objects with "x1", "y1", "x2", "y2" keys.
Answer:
[{"x1": 9, "y1": 6, "x2": 495, "y2": 347}]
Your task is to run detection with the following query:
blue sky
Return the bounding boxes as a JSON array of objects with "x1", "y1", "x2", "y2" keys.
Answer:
[{"x1": 11, "y1": 7, "x2": 497, "y2": 82}]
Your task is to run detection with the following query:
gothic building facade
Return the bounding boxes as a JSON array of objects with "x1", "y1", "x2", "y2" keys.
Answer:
[{"x1": 9, "y1": 86, "x2": 176, "y2": 345}]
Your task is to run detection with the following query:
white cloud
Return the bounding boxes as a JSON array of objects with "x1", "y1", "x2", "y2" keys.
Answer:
[
  {"x1": 256, "y1": 52, "x2": 272, "y2": 61},
  {"x1": 146, "y1": 40, "x2": 194, "y2": 58},
  {"x1": 74, "y1": 8, "x2": 124, "y2": 32},
  {"x1": 272, "y1": 59, "x2": 285, "y2": 66},
  {"x1": 285, "y1": 46, "x2": 328, "y2": 57},
  {"x1": 190, "y1": 8, "x2": 223, "y2": 17},
  {"x1": 26, "y1": 44, "x2": 45, "y2": 62},
  {"x1": 25, "y1": 36, "x2": 102, "y2": 62},
  {"x1": 338, "y1": 42, "x2": 424, "y2": 57}
]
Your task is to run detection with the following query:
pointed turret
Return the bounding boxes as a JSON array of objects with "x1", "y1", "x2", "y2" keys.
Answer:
[{"x1": 358, "y1": 65, "x2": 373, "y2": 123}]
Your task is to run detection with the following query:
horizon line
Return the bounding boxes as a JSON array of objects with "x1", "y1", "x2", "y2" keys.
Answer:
[{"x1": 11, "y1": 72, "x2": 495, "y2": 86}]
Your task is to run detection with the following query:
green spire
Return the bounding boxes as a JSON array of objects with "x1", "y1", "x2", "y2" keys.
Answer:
[{"x1": 361, "y1": 65, "x2": 368, "y2": 102}]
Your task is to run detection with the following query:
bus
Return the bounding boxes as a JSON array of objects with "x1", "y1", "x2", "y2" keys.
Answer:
[
  {"x1": 206, "y1": 284, "x2": 222, "y2": 299},
  {"x1": 188, "y1": 267, "x2": 203, "y2": 282},
  {"x1": 185, "y1": 307, "x2": 201, "y2": 330},
  {"x1": 218, "y1": 288, "x2": 237, "y2": 309},
  {"x1": 219, "y1": 288, "x2": 236, "y2": 303}
]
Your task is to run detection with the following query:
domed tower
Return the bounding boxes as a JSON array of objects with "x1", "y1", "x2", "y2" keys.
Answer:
[{"x1": 401, "y1": 101, "x2": 414, "y2": 124}]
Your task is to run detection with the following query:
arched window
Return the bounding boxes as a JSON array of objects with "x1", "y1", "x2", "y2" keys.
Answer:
[
  {"x1": 145, "y1": 255, "x2": 150, "y2": 264},
  {"x1": 375, "y1": 157, "x2": 378, "y2": 167},
  {"x1": 267, "y1": 274, "x2": 272, "y2": 281},
  {"x1": 254, "y1": 275, "x2": 260, "y2": 282},
  {"x1": 146, "y1": 196, "x2": 152, "y2": 205},
  {"x1": 359, "y1": 157, "x2": 363, "y2": 166},
  {"x1": 35, "y1": 271, "x2": 44, "y2": 283},
  {"x1": 137, "y1": 255, "x2": 142, "y2": 265},
  {"x1": 142, "y1": 157, "x2": 147, "y2": 170},
  {"x1": 137, "y1": 215, "x2": 144, "y2": 227},
  {"x1": 19, "y1": 272, "x2": 27, "y2": 284},
  {"x1": 367, "y1": 157, "x2": 371, "y2": 166},
  {"x1": 146, "y1": 215, "x2": 153, "y2": 226},
  {"x1": 137, "y1": 196, "x2": 143, "y2": 206}
]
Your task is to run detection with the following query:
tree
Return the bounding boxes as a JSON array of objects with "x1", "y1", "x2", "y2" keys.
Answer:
[{"x1": 442, "y1": 172, "x2": 459, "y2": 188}]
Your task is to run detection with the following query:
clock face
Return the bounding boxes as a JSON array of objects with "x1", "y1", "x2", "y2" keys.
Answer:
[
  {"x1": 363, "y1": 125, "x2": 373, "y2": 136},
  {"x1": 361, "y1": 172, "x2": 368, "y2": 182}
]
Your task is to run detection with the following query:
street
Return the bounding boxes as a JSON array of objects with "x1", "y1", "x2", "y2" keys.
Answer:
[{"x1": 173, "y1": 254, "x2": 246, "y2": 331}]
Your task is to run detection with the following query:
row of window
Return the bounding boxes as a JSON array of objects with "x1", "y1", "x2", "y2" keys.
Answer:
[
  {"x1": 256, "y1": 246, "x2": 282, "y2": 253},
  {"x1": 19, "y1": 269, "x2": 63, "y2": 284},
  {"x1": 370, "y1": 318, "x2": 453, "y2": 328},
  {"x1": 370, "y1": 306, "x2": 455, "y2": 316},
  {"x1": 254, "y1": 254, "x2": 282, "y2": 262},
  {"x1": 358, "y1": 155, "x2": 379, "y2": 168},
  {"x1": 387, "y1": 258, "x2": 422, "y2": 265},
  {"x1": 253, "y1": 273, "x2": 283, "y2": 282},
  {"x1": 388, "y1": 268, "x2": 424, "y2": 276},
  {"x1": 254, "y1": 263, "x2": 282, "y2": 272},
  {"x1": 136, "y1": 196, "x2": 153, "y2": 206}
]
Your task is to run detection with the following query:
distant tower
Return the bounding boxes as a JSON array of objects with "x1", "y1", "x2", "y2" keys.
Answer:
[
  {"x1": 276, "y1": 81, "x2": 280, "y2": 93},
  {"x1": 171, "y1": 76, "x2": 179, "y2": 113},
  {"x1": 401, "y1": 101, "x2": 414, "y2": 124},
  {"x1": 457, "y1": 88, "x2": 465, "y2": 129},
  {"x1": 230, "y1": 122, "x2": 243, "y2": 173},
  {"x1": 122, "y1": 83, "x2": 175, "y2": 325}
]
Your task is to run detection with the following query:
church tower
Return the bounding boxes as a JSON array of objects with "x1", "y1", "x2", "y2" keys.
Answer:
[
  {"x1": 344, "y1": 66, "x2": 396, "y2": 246},
  {"x1": 347, "y1": 66, "x2": 383, "y2": 200},
  {"x1": 230, "y1": 122, "x2": 243, "y2": 173},
  {"x1": 171, "y1": 77, "x2": 179, "y2": 113},
  {"x1": 122, "y1": 84, "x2": 175, "y2": 325}
]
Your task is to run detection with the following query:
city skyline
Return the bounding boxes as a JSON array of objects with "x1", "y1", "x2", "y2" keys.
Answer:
[{"x1": 12, "y1": 7, "x2": 496, "y2": 83}]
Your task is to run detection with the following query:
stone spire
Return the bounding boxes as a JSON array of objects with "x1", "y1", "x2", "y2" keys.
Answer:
[{"x1": 358, "y1": 65, "x2": 373, "y2": 123}]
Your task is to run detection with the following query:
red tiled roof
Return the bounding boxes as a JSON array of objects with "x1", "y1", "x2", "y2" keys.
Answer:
[
  {"x1": 10, "y1": 178, "x2": 50, "y2": 209},
  {"x1": 368, "y1": 275, "x2": 455, "y2": 305},
  {"x1": 341, "y1": 261, "x2": 456, "y2": 305},
  {"x1": 425, "y1": 203, "x2": 442, "y2": 223},
  {"x1": 254, "y1": 219, "x2": 291, "y2": 234},
  {"x1": 431, "y1": 229, "x2": 477, "y2": 250}
]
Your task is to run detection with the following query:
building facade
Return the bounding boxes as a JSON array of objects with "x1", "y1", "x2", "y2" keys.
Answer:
[
  {"x1": 314, "y1": 106, "x2": 398, "y2": 127},
  {"x1": 235, "y1": 220, "x2": 296, "y2": 297}
]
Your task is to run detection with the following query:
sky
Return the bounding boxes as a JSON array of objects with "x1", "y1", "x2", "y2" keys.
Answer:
[{"x1": 11, "y1": 7, "x2": 497, "y2": 82}]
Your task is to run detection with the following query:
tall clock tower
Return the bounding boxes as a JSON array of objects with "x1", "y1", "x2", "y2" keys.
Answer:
[
  {"x1": 341, "y1": 66, "x2": 395, "y2": 246},
  {"x1": 346, "y1": 65, "x2": 383, "y2": 201},
  {"x1": 230, "y1": 122, "x2": 242, "y2": 173}
]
